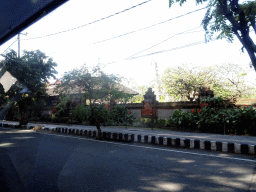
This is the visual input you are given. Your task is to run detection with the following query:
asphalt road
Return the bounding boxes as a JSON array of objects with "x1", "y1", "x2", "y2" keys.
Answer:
[{"x1": 0, "y1": 127, "x2": 255, "y2": 192}]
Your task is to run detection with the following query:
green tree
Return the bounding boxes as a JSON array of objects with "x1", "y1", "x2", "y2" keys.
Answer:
[
  {"x1": 162, "y1": 63, "x2": 255, "y2": 101},
  {"x1": 3, "y1": 50, "x2": 57, "y2": 92},
  {"x1": 109, "y1": 105, "x2": 134, "y2": 126},
  {"x1": 56, "y1": 64, "x2": 132, "y2": 137},
  {"x1": 169, "y1": 0, "x2": 256, "y2": 71},
  {"x1": 55, "y1": 96, "x2": 71, "y2": 119},
  {"x1": 213, "y1": 63, "x2": 256, "y2": 99},
  {"x1": 1, "y1": 49, "x2": 58, "y2": 126},
  {"x1": 130, "y1": 85, "x2": 147, "y2": 103},
  {"x1": 71, "y1": 104, "x2": 91, "y2": 124},
  {"x1": 162, "y1": 65, "x2": 218, "y2": 101}
]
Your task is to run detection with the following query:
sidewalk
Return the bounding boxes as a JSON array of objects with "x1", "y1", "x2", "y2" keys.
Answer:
[{"x1": 2, "y1": 121, "x2": 256, "y2": 155}]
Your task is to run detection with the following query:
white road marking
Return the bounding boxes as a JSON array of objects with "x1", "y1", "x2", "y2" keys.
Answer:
[{"x1": 38, "y1": 132, "x2": 256, "y2": 163}]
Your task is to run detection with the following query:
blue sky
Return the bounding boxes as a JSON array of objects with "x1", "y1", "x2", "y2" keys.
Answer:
[{"x1": 0, "y1": 0, "x2": 255, "y2": 86}]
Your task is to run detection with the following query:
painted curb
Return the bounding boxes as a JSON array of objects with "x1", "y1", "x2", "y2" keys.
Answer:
[
  {"x1": 3, "y1": 123, "x2": 255, "y2": 156},
  {"x1": 48, "y1": 127, "x2": 256, "y2": 155}
]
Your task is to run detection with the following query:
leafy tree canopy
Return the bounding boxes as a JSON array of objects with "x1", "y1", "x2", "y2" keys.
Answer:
[
  {"x1": 0, "y1": 49, "x2": 58, "y2": 125},
  {"x1": 130, "y1": 85, "x2": 147, "y2": 103},
  {"x1": 213, "y1": 63, "x2": 256, "y2": 98},
  {"x1": 169, "y1": 0, "x2": 256, "y2": 71},
  {"x1": 1, "y1": 49, "x2": 58, "y2": 93},
  {"x1": 162, "y1": 63, "x2": 256, "y2": 101},
  {"x1": 162, "y1": 64, "x2": 218, "y2": 101},
  {"x1": 56, "y1": 64, "x2": 133, "y2": 135},
  {"x1": 56, "y1": 64, "x2": 132, "y2": 104}
]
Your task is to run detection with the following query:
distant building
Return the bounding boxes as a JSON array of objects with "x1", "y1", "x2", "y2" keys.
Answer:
[{"x1": 41, "y1": 79, "x2": 139, "y2": 115}]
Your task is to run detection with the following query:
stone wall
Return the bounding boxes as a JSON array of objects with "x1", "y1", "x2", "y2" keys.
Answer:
[
  {"x1": 123, "y1": 88, "x2": 200, "y2": 120},
  {"x1": 123, "y1": 101, "x2": 198, "y2": 120},
  {"x1": 158, "y1": 109, "x2": 192, "y2": 119},
  {"x1": 129, "y1": 109, "x2": 141, "y2": 119},
  {"x1": 125, "y1": 98, "x2": 256, "y2": 120},
  {"x1": 41, "y1": 87, "x2": 256, "y2": 120}
]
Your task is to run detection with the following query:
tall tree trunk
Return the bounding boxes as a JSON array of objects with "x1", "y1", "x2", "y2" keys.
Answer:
[
  {"x1": 244, "y1": 42, "x2": 256, "y2": 70},
  {"x1": 18, "y1": 108, "x2": 28, "y2": 128},
  {"x1": 219, "y1": 0, "x2": 256, "y2": 71},
  {"x1": 90, "y1": 106, "x2": 102, "y2": 139},
  {"x1": 96, "y1": 123, "x2": 102, "y2": 139}
]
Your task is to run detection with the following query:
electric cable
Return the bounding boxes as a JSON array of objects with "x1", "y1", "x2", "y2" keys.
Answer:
[
  {"x1": 125, "y1": 37, "x2": 218, "y2": 60},
  {"x1": 0, "y1": 39, "x2": 18, "y2": 55},
  {"x1": 125, "y1": 26, "x2": 204, "y2": 60},
  {"x1": 103, "y1": 36, "x2": 219, "y2": 65},
  {"x1": 82, "y1": 7, "x2": 207, "y2": 47},
  {"x1": 21, "y1": 0, "x2": 153, "y2": 41}
]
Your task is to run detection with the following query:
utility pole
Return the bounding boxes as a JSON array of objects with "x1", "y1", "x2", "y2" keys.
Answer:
[
  {"x1": 17, "y1": 32, "x2": 27, "y2": 57},
  {"x1": 153, "y1": 61, "x2": 161, "y2": 101}
]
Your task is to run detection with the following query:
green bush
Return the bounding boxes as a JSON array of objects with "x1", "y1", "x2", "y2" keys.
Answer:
[
  {"x1": 168, "y1": 105, "x2": 256, "y2": 135},
  {"x1": 153, "y1": 119, "x2": 168, "y2": 128},
  {"x1": 140, "y1": 118, "x2": 151, "y2": 127},
  {"x1": 88, "y1": 105, "x2": 110, "y2": 126},
  {"x1": 55, "y1": 104, "x2": 135, "y2": 126},
  {"x1": 200, "y1": 97, "x2": 235, "y2": 109},
  {"x1": 169, "y1": 109, "x2": 192, "y2": 129},
  {"x1": 109, "y1": 105, "x2": 126, "y2": 125},
  {"x1": 55, "y1": 96, "x2": 70, "y2": 118},
  {"x1": 109, "y1": 105, "x2": 134, "y2": 126},
  {"x1": 71, "y1": 104, "x2": 90, "y2": 124},
  {"x1": 28, "y1": 117, "x2": 40, "y2": 122},
  {"x1": 40, "y1": 114, "x2": 51, "y2": 122}
]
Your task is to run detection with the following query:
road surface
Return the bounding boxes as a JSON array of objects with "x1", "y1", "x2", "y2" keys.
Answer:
[{"x1": 0, "y1": 127, "x2": 255, "y2": 192}]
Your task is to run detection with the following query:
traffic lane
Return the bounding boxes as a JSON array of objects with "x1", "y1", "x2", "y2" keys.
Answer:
[
  {"x1": 42, "y1": 133, "x2": 256, "y2": 192},
  {"x1": 0, "y1": 128, "x2": 82, "y2": 191},
  {"x1": 0, "y1": 129, "x2": 255, "y2": 192}
]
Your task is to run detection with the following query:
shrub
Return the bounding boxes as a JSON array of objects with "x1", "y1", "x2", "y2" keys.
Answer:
[
  {"x1": 169, "y1": 105, "x2": 256, "y2": 135},
  {"x1": 140, "y1": 118, "x2": 152, "y2": 127},
  {"x1": 55, "y1": 96, "x2": 70, "y2": 118},
  {"x1": 71, "y1": 104, "x2": 90, "y2": 124},
  {"x1": 153, "y1": 119, "x2": 168, "y2": 128},
  {"x1": 168, "y1": 109, "x2": 193, "y2": 129},
  {"x1": 40, "y1": 114, "x2": 51, "y2": 122},
  {"x1": 89, "y1": 105, "x2": 110, "y2": 126},
  {"x1": 200, "y1": 97, "x2": 235, "y2": 109},
  {"x1": 59, "y1": 117, "x2": 69, "y2": 124},
  {"x1": 108, "y1": 105, "x2": 134, "y2": 126},
  {"x1": 29, "y1": 117, "x2": 40, "y2": 122},
  {"x1": 109, "y1": 105, "x2": 126, "y2": 125}
]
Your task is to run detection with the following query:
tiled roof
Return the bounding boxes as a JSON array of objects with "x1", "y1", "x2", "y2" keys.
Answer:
[{"x1": 46, "y1": 80, "x2": 138, "y2": 96}]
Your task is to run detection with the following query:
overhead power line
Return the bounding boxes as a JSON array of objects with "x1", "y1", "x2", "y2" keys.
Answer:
[
  {"x1": 0, "y1": 39, "x2": 18, "y2": 55},
  {"x1": 124, "y1": 28, "x2": 254, "y2": 61},
  {"x1": 126, "y1": 37, "x2": 218, "y2": 60},
  {"x1": 83, "y1": 7, "x2": 207, "y2": 47},
  {"x1": 21, "y1": 0, "x2": 153, "y2": 41},
  {"x1": 125, "y1": 26, "x2": 204, "y2": 60},
  {"x1": 104, "y1": 37, "x2": 219, "y2": 65},
  {"x1": 23, "y1": 6, "x2": 207, "y2": 45}
]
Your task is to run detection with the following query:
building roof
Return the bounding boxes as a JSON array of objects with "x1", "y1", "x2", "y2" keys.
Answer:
[{"x1": 46, "y1": 79, "x2": 138, "y2": 96}]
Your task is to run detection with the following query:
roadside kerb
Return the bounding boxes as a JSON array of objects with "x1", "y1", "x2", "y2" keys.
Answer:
[{"x1": 7, "y1": 123, "x2": 255, "y2": 156}]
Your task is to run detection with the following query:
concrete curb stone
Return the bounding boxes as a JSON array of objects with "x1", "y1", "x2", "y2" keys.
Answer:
[{"x1": 5, "y1": 123, "x2": 255, "y2": 156}]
